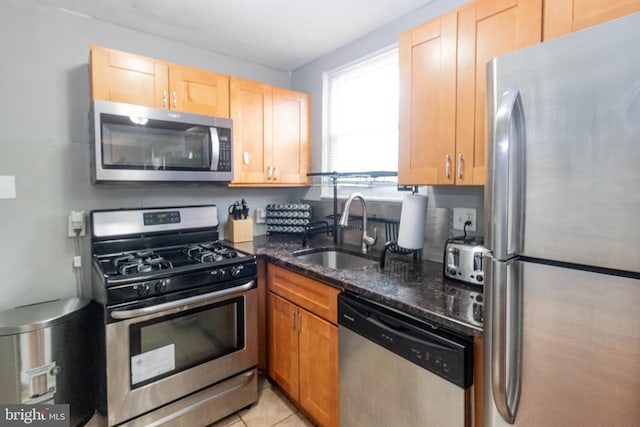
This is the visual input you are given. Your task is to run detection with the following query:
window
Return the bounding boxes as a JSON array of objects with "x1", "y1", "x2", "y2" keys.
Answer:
[{"x1": 323, "y1": 46, "x2": 399, "y2": 174}]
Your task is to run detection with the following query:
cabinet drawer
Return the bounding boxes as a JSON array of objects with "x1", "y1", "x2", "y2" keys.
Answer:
[{"x1": 267, "y1": 264, "x2": 341, "y2": 324}]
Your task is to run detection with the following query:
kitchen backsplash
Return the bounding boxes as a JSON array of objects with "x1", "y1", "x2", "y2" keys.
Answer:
[{"x1": 299, "y1": 185, "x2": 484, "y2": 262}]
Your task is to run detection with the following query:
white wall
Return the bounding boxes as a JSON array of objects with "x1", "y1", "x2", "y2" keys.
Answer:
[{"x1": 0, "y1": 0, "x2": 306, "y2": 311}]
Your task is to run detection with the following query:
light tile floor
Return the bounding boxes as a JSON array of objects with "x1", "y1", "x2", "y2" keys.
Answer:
[{"x1": 208, "y1": 373, "x2": 315, "y2": 427}]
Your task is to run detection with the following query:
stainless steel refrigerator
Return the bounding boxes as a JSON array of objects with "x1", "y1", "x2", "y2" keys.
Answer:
[{"x1": 484, "y1": 12, "x2": 640, "y2": 427}]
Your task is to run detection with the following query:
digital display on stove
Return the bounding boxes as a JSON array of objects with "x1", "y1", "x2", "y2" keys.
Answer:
[{"x1": 143, "y1": 210, "x2": 181, "y2": 226}]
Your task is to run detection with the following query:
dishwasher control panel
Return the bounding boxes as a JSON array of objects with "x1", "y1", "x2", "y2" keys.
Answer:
[{"x1": 338, "y1": 293, "x2": 473, "y2": 388}]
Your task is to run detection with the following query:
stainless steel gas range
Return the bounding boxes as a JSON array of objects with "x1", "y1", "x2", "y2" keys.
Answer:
[{"x1": 90, "y1": 205, "x2": 258, "y2": 427}]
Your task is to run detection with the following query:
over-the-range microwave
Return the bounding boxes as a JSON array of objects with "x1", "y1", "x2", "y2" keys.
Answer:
[{"x1": 90, "y1": 100, "x2": 233, "y2": 183}]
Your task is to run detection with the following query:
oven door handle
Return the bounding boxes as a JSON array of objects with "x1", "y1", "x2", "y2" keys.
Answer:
[{"x1": 110, "y1": 280, "x2": 255, "y2": 320}]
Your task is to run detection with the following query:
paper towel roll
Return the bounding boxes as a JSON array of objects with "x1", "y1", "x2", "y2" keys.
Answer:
[{"x1": 397, "y1": 193, "x2": 428, "y2": 250}]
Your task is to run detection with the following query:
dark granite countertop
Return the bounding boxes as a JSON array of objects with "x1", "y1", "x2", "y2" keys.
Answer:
[{"x1": 231, "y1": 235, "x2": 484, "y2": 337}]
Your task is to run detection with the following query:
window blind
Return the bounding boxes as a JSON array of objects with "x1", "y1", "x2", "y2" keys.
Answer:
[{"x1": 324, "y1": 46, "x2": 399, "y2": 173}]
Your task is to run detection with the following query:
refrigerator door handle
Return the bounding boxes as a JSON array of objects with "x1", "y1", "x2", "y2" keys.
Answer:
[
  {"x1": 487, "y1": 85, "x2": 526, "y2": 260},
  {"x1": 489, "y1": 258, "x2": 523, "y2": 424}
]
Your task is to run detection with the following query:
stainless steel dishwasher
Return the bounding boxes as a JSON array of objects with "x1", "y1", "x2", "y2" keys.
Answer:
[{"x1": 338, "y1": 293, "x2": 473, "y2": 427}]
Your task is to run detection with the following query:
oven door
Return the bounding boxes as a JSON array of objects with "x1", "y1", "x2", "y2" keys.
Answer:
[{"x1": 104, "y1": 283, "x2": 257, "y2": 426}]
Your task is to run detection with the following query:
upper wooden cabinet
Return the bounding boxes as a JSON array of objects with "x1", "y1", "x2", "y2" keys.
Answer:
[
  {"x1": 230, "y1": 80, "x2": 310, "y2": 186},
  {"x1": 543, "y1": 0, "x2": 640, "y2": 40},
  {"x1": 456, "y1": 0, "x2": 542, "y2": 185},
  {"x1": 399, "y1": 0, "x2": 542, "y2": 186},
  {"x1": 168, "y1": 64, "x2": 229, "y2": 117},
  {"x1": 272, "y1": 87, "x2": 310, "y2": 185},
  {"x1": 90, "y1": 46, "x2": 230, "y2": 117},
  {"x1": 398, "y1": 11, "x2": 458, "y2": 185},
  {"x1": 230, "y1": 77, "x2": 273, "y2": 184}
]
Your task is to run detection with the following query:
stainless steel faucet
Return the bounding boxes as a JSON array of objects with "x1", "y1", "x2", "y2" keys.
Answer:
[{"x1": 338, "y1": 192, "x2": 377, "y2": 253}]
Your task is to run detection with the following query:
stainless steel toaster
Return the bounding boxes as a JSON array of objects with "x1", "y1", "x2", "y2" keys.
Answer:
[{"x1": 443, "y1": 237, "x2": 486, "y2": 285}]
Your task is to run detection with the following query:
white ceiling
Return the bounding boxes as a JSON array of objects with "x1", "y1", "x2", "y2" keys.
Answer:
[{"x1": 35, "y1": 0, "x2": 434, "y2": 71}]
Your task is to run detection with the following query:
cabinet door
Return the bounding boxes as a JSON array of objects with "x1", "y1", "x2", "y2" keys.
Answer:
[
  {"x1": 267, "y1": 263, "x2": 340, "y2": 324},
  {"x1": 169, "y1": 65, "x2": 229, "y2": 117},
  {"x1": 230, "y1": 77, "x2": 272, "y2": 184},
  {"x1": 456, "y1": 0, "x2": 541, "y2": 185},
  {"x1": 544, "y1": 0, "x2": 640, "y2": 40},
  {"x1": 267, "y1": 292, "x2": 299, "y2": 400},
  {"x1": 398, "y1": 11, "x2": 458, "y2": 185},
  {"x1": 90, "y1": 46, "x2": 168, "y2": 108},
  {"x1": 271, "y1": 88, "x2": 310, "y2": 185},
  {"x1": 298, "y1": 308, "x2": 338, "y2": 427}
]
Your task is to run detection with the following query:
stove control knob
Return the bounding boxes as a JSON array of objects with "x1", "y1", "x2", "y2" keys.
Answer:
[
  {"x1": 231, "y1": 265, "x2": 244, "y2": 278},
  {"x1": 210, "y1": 269, "x2": 225, "y2": 280},
  {"x1": 136, "y1": 283, "x2": 151, "y2": 297},
  {"x1": 154, "y1": 280, "x2": 167, "y2": 293}
]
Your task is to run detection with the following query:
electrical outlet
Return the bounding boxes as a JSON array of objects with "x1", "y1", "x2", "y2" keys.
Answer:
[
  {"x1": 255, "y1": 208, "x2": 266, "y2": 224},
  {"x1": 453, "y1": 208, "x2": 477, "y2": 232},
  {"x1": 68, "y1": 210, "x2": 86, "y2": 237}
]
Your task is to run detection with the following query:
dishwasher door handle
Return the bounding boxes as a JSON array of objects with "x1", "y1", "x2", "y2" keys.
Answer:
[
  {"x1": 369, "y1": 313, "x2": 453, "y2": 352},
  {"x1": 339, "y1": 294, "x2": 461, "y2": 353}
]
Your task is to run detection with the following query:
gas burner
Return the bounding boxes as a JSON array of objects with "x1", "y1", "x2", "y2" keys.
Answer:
[
  {"x1": 215, "y1": 247, "x2": 238, "y2": 259},
  {"x1": 200, "y1": 242, "x2": 239, "y2": 259},
  {"x1": 200, "y1": 242, "x2": 223, "y2": 250},
  {"x1": 183, "y1": 246, "x2": 223, "y2": 263},
  {"x1": 113, "y1": 252, "x2": 173, "y2": 275}
]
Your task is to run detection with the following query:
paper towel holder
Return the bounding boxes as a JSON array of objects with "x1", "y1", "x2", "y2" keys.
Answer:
[
  {"x1": 379, "y1": 240, "x2": 422, "y2": 269},
  {"x1": 380, "y1": 187, "x2": 426, "y2": 269}
]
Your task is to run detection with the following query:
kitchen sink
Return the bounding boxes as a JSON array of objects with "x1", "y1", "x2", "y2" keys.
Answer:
[{"x1": 293, "y1": 248, "x2": 378, "y2": 270}]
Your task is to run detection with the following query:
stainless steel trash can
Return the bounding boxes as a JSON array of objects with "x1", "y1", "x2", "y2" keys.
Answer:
[{"x1": 0, "y1": 298, "x2": 97, "y2": 426}]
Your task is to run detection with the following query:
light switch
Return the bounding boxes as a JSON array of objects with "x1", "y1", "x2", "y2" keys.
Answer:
[{"x1": 0, "y1": 176, "x2": 16, "y2": 199}]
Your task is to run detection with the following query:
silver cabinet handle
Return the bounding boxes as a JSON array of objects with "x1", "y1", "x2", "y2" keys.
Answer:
[
  {"x1": 110, "y1": 281, "x2": 254, "y2": 320},
  {"x1": 488, "y1": 258, "x2": 523, "y2": 424},
  {"x1": 458, "y1": 154, "x2": 464, "y2": 179},
  {"x1": 267, "y1": 166, "x2": 272, "y2": 180},
  {"x1": 162, "y1": 90, "x2": 167, "y2": 108},
  {"x1": 172, "y1": 90, "x2": 177, "y2": 108},
  {"x1": 274, "y1": 166, "x2": 279, "y2": 180},
  {"x1": 486, "y1": 85, "x2": 525, "y2": 261},
  {"x1": 291, "y1": 311, "x2": 296, "y2": 330},
  {"x1": 445, "y1": 154, "x2": 451, "y2": 179}
]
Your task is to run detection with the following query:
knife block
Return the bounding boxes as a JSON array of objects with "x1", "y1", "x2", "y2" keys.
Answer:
[{"x1": 225, "y1": 216, "x2": 253, "y2": 243}]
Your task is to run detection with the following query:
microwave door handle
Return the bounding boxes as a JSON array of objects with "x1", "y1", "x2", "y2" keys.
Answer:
[
  {"x1": 487, "y1": 81, "x2": 526, "y2": 260},
  {"x1": 209, "y1": 127, "x2": 220, "y2": 171}
]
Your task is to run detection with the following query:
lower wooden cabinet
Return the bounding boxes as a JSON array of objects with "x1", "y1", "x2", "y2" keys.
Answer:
[{"x1": 267, "y1": 264, "x2": 340, "y2": 427}]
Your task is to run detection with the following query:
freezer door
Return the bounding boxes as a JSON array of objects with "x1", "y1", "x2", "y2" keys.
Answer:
[
  {"x1": 484, "y1": 259, "x2": 640, "y2": 426},
  {"x1": 486, "y1": 13, "x2": 640, "y2": 272}
]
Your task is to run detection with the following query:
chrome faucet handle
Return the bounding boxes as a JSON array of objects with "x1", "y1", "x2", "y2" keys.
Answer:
[{"x1": 363, "y1": 227, "x2": 377, "y2": 247}]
